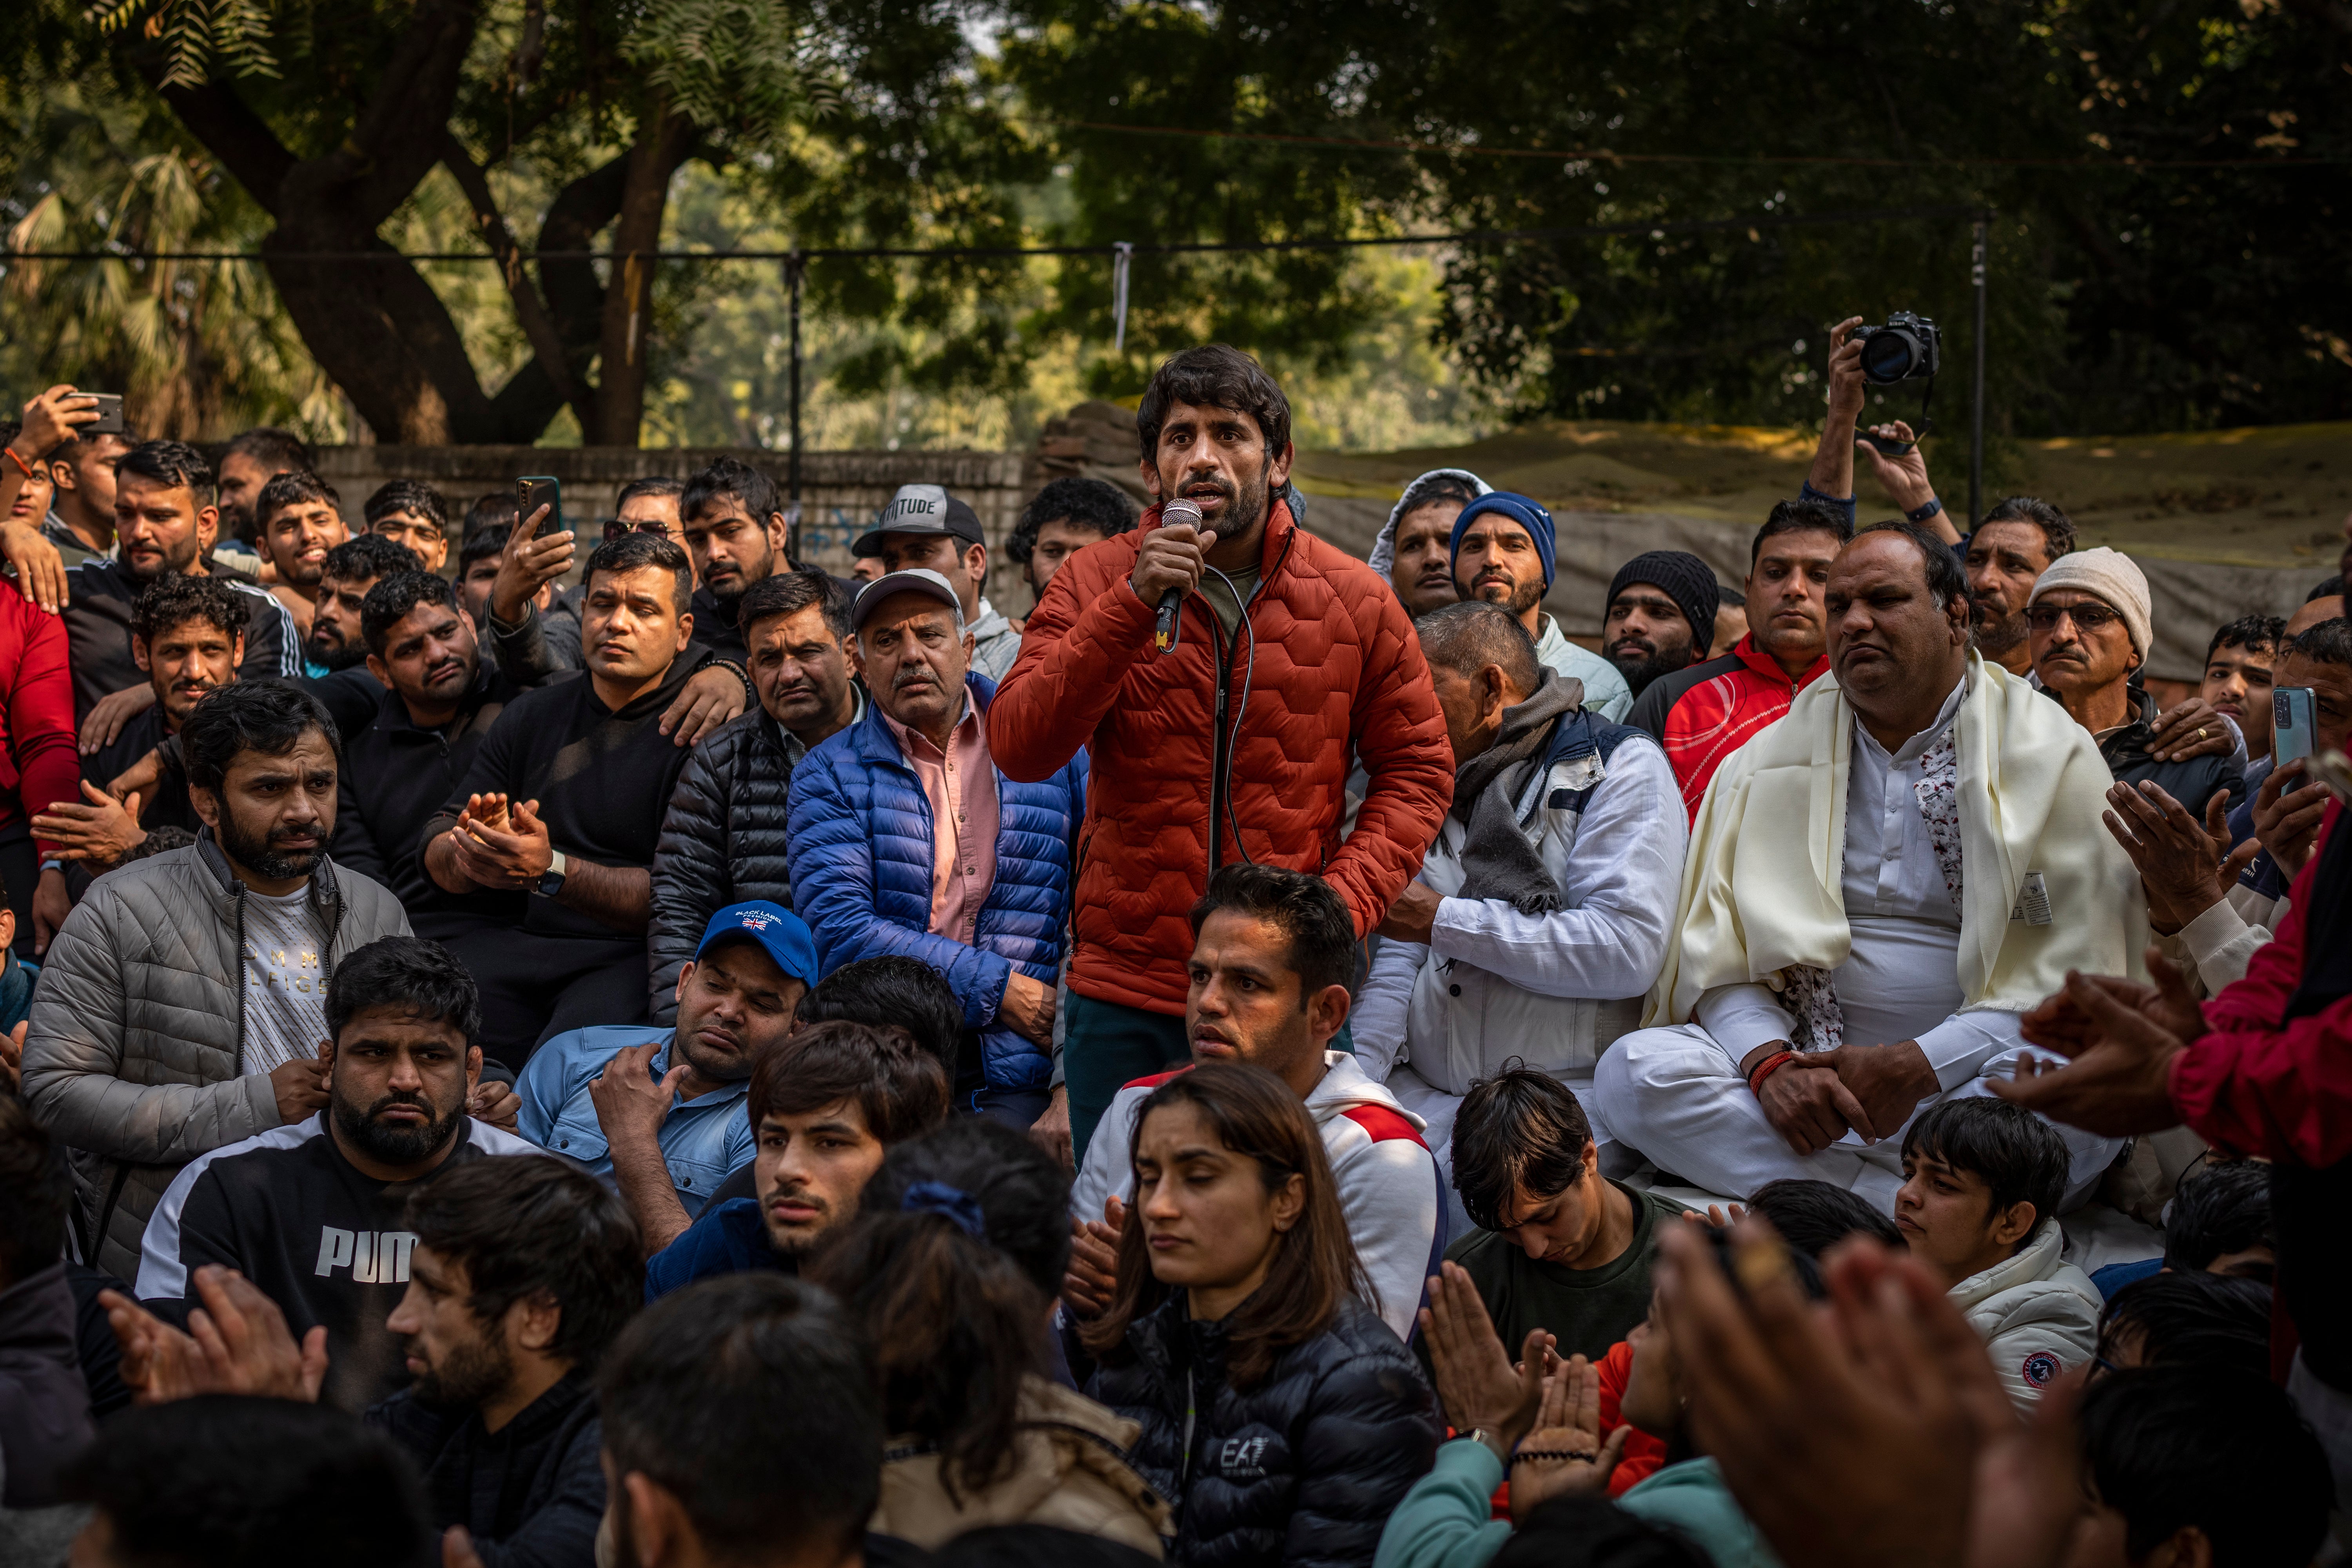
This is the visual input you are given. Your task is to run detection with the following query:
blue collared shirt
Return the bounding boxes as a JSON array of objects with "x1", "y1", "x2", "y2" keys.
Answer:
[{"x1": 515, "y1": 1025, "x2": 755, "y2": 1218}]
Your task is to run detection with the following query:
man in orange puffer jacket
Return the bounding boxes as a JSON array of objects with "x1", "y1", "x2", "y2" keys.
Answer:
[{"x1": 991, "y1": 345, "x2": 1454, "y2": 1163}]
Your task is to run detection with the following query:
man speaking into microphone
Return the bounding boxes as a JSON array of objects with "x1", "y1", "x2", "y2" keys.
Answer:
[{"x1": 991, "y1": 343, "x2": 1453, "y2": 1161}]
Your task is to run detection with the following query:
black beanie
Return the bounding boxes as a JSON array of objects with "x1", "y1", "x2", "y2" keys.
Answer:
[{"x1": 1606, "y1": 550, "x2": 1722, "y2": 658}]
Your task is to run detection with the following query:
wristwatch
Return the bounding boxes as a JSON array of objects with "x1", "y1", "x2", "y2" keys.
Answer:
[{"x1": 537, "y1": 850, "x2": 569, "y2": 898}]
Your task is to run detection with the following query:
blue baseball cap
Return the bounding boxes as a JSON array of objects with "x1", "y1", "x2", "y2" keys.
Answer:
[{"x1": 697, "y1": 901, "x2": 821, "y2": 985}]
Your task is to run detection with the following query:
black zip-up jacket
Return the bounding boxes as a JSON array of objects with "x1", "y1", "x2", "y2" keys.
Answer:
[
  {"x1": 368, "y1": 1367, "x2": 606, "y2": 1568},
  {"x1": 132, "y1": 1112, "x2": 540, "y2": 1412},
  {"x1": 0, "y1": 1263, "x2": 94, "y2": 1509},
  {"x1": 2084, "y1": 686, "x2": 2244, "y2": 818},
  {"x1": 333, "y1": 664, "x2": 533, "y2": 933},
  {"x1": 61, "y1": 555, "x2": 302, "y2": 716},
  {"x1": 1081, "y1": 1292, "x2": 1440, "y2": 1568}
]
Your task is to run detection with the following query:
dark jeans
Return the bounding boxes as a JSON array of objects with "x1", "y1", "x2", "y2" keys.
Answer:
[
  {"x1": 1063, "y1": 992, "x2": 1191, "y2": 1167},
  {"x1": 436, "y1": 920, "x2": 648, "y2": 1069}
]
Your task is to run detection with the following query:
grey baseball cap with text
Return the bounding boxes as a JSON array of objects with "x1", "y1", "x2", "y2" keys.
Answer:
[{"x1": 851, "y1": 483, "x2": 984, "y2": 557}]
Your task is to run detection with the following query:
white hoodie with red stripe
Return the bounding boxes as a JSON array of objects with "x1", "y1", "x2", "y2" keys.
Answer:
[{"x1": 1069, "y1": 1051, "x2": 1446, "y2": 1344}]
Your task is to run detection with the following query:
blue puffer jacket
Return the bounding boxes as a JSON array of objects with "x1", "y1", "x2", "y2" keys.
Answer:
[{"x1": 788, "y1": 673, "x2": 1086, "y2": 1094}]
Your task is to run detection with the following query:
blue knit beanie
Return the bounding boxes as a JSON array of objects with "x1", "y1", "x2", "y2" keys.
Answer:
[{"x1": 1450, "y1": 492, "x2": 1558, "y2": 591}]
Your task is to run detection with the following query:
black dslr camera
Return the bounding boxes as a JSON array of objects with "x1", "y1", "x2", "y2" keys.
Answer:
[{"x1": 1852, "y1": 312, "x2": 1940, "y2": 385}]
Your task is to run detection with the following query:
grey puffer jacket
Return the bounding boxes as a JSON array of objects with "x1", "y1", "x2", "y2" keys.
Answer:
[{"x1": 20, "y1": 831, "x2": 410, "y2": 1277}]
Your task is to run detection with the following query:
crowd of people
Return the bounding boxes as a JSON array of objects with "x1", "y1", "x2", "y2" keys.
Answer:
[{"x1": 0, "y1": 325, "x2": 2344, "y2": 1568}]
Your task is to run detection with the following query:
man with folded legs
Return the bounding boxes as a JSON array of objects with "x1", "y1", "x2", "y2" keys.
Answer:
[{"x1": 1595, "y1": 523, "x2": 2143, "y2": 1212}]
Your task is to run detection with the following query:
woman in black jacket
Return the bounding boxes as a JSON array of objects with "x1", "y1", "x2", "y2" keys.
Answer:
[{"x1": 1076, "y1": 1063, "x2": 1441, "y2": 1568}]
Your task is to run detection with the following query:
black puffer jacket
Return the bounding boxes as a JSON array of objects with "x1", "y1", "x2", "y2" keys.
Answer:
[
  {"x1": 648, "y1": 706, "x2": 802, "y2": 1023},
  {"x1": 1084, "y1": 1291, "x2": 1440, "y2": 1568}
]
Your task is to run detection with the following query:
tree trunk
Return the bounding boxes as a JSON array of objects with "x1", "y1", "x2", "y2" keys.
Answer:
[{"x1": 592, "y1": 104, "x2": 698, "y2": 447}]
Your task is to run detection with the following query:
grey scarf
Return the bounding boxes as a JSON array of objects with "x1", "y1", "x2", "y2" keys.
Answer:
[{"x1": 1453, "y1": 670, "x2": 1586, "y2": 915}]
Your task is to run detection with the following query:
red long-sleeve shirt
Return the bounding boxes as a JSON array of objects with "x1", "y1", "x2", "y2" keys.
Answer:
[
  {"x1": 2175, "y1": 800, "x2": 2352, "y2": 1167},
  {"x1": 0, "y1": 580, "x2": 82, "y2": 859}
]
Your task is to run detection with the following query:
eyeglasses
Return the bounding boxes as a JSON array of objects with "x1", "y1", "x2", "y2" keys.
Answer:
[
  {"x1": 2026, "y1": 602, "x2": 2124, "y2": 635},
  {"x1": 601, "y1": 518, "x2": 677, "y2": 544}
]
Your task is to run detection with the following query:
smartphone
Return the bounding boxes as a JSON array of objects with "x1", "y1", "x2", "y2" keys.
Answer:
[
  {"x1": 516, "y1": 476, "x2": 562, "y2": 540},
  {"x1": 85, "y1": 394, "x2": 124, "y2": 435},
  {"x1": 2274, "y1": 686, "x2": 2316, "y2": 787},
  {"x1": 1860, "y1": 431, "x2": 1914, "y2": 457}
]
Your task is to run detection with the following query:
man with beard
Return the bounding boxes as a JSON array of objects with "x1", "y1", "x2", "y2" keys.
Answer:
[
  {"x1": 423, "y1": 533, "x2": 716, "y2": 1062},
  {"x1": 1369, "y1": 468, "x2": 1486, "y2": 617},
  {"x1": 858, "y1": 483, "x2": 1023, "y2": 682},
  {"x1": 34, "y1": 577, "x2": 247, "y2": 917},
  {"x1": 214, "y1": 426, "x2": 310, "y2": 552},
  {"x1": 520, "y1": 901, "x2": 819, "y2": 1224},
  {"x1": 790, "y1": 569, "x2": 1085, "y2": 1130},
  {"x1": 303, "y1": 533, "x2": 421, "y2": 677},
  {"x1": 678, "y1": 457, "x2": 792, "y2": 665},
  {"x1": 1450, "y1": 492, "x2": 1633, "y2": 720},
  {"x1": 1601, "y1": 550, "x2": 1720, "y2": 698},
  {"x1": 643, "y1": 1020, "x2": 948, "y2": 1296},
  {"x1": 21, "y1": 683, "x2": 413, "y2": 1278},
  {"x1": 1964, "y1": 496, "x2": 2075, "y2": 677},
  {"x1": 131, "y1": 936, "x2": 535, "y2": 1410},
  {"x1": 255, "y1": 470, "x2": 350, "y2": 645},
  {"x1": 1625, "y1": 500, "x2": 1847, "y2": 819},
  {"x1": 650, "y1": 570, "x2": 862, "y2": 1021},
  {"x1": 992, "y1": 345, "x2": 1452, "y2": 1164},
  {"x1": 62, "y1": 440, "x2": 302, "y2": 720}
]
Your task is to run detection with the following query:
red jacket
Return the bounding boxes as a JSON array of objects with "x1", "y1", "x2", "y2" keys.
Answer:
[
  {"x1": 2178, "y1": 800, "x2": 2352, "y2": 1167},
  {"x1": 0, "y1": 581, "x2": 81, "y2": 859},
  {"x1": 1661, "y1": 634, "x2": 1830, "y2": 819},
  {"x1": 990, "y1": 496, "x2": 1453, "y2": 1015}
]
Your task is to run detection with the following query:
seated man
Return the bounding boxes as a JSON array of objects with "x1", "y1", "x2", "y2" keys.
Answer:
[
  {"x1": 788, "y1": 568, "x2": 1085, "y2": 1128},
  {"x1": 423, "y1": 532, "x2": 715, "y2": 1062},
  {"x1": 1067, "y1": 864, "x2": 1441, "y2": 1343},
  {"x1": 2075, "y1": 1368, "x2": 2333, "y2": 1568},
  {"x1": 650, "y1": 570, "x2": 862, "y2": 1020},
  {"x1": 2094, "y1": 1271, "x2": 2272, "y2": 1377},
  {"x1": 253, "y1": 470, "x2": 349, "y2": 653},
  {"x1": 1440, "y1": 1066, "x2": 1684, "y2": 1364},
  {"x1": 679, "y1": 459, "x2": 791, "y2": 664},
  {"x1": 302, "y1": 533, "x2": 421, "y2": 678},
  {"x1": 857, "y1": 484, "x2": 1022, "y2": 681},
  {"x1": 2199, "y1": 613, "x2": 2282, "y2": 766},
  {"x1": 644, "y1": 1020, "x2": 948, "y2": 1294},
  {"x1": 132, "y1": 936, "x2": 537, "y2": 1410},
  {"x1": 1368, "y1": 468, "x2": 1486, "y2": 618},
  {"x1": 2029, "y1": 547, "x2": 2241, "y2": 817},
  {"x1": 1601, "y1": 550, "x2": 1720, "y2": 698},
  {"x1": 1624, "y1": 499, "x2": 1846, "y2": 818},
  {"x1": 521, "y1": 901, "x2": 818, "y2": 1228},
  {"x1": 22, "y1": 682, "x2": 411, "y2": 1278},
  {"x1": 361, "y1": 478, "x2": 451, "y2": 572},
  {"x1": 1447, "y1": 492, "x2": 1631, "y2": 719},
  {"x1": 1356, "y1": 601, "x2": 1685, "y2": 1172},
  {"x1": 1596, "y1": 523, "x2": 2142, "y2": 1213},
  {"x1": 1893, "y1": 1098, "x2": 2100, "y2": 1405},
  {"x1": 1006, "y1": 475, "x2": 1139, "y2": 616}
]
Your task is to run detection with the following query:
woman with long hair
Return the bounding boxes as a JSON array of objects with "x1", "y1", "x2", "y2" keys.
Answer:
[
  {"x1": 810, "y1": 1118, "x2": 1169, "y2": 1556},
  {"x1": 1077, "y1": 1063, "x2": 1441, "y2": 1568}
]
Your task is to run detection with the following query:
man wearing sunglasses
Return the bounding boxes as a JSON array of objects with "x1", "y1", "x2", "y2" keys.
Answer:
[{"x1": 2028, "y1": 548, "x2": 2242, "y2": 823}]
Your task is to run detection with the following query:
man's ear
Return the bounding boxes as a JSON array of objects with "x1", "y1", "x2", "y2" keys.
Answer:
[
  {"x1": 1267, "y1": 439, "x2": 1296, "y2": 490},
  {"x1": 132, "y1": 634, "x2": 152, "y2": 675},
  {"x1": 197, "y1": 505, "x2": 219, "y2": 553},
  {"x1": 622, "y1": 1473, "x2": 689, "y2": 1568},
  {"x1": 675, "y1": 610, "x2": 693, "y2": 652},
  {"x1": 765, "y1": 511, "x2": 789, "y2": 552},
  {"x1": 1307, "y1": 981, "x2": 1352, "y2": 1045},
  {"x1": 188, "y1": 783, "x2": 221, "y2": 831},
  {"x1": 1989, "y1": 1198, "x2": 2039, "y2": 1252},
  {"x1": 675, "y1": 961, "x2": 697, "y2": 1008},
  {"x1": 509, "y1": 1287, "x2": 564, "y2": 1356},
  {"x1": 961, "y1": 630, "x2": 977, "y2": 663},
  {"x1": 230, "y1": 632, "x2": 245, "y2": 667},
  {"x1": 465, "y1": 1044, "x2": 482, "y2": 1092},
  {"x1": 964, "y1": 541, "x2": 988, "y2": 588}
]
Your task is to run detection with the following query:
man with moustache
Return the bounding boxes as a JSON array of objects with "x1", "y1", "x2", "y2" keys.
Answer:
[
  {"x1": 131, "y1": 937, "x2": 535, "y2": 1410},
  {"x1": 1600, "y1": 550, "x2": 1720, "y2": 697},
  {"x1": 790, "y1": 568, "x2": 1086, "y2": 1129},
  {"x1": 1596, "y1": 524, "x2": 2142, "y2": 1213},
  {"x1": 20, "y1": 683, "x2": 412, "y2": 1278},
  {"x1": 519, "y1": 902, "x2": 820, "y2": 1223},
  {"x1": 679, "y1": 457, "x2": 794, "y2": 665},
  {"x1": 992, "y1": 344, "x2": 1452, "y2": 1162},
  {"x1": 302, "y1": 534, "x2": 421, "y2": 678},
  {"x1": 1962, "y1": 496, "x2": 2075, "y2": 678},
  {"x1": 650, "y1": 570, "x2": 862, "y2": 1021},
  {"x1": 62, "y1": 441, "x2": 302, "y2": 719},
  {"x1": 213, "y1": 427, "x2": 310, "y2": 552},
  {"x1": 1449, "y1": 492, "x2": 1633, "y2": 719},
  {"x1": 255, "y1": 471, "x2": 350, "y2": 646},
  {"x1": 1368, "y1": 469, "x2": 1487, "y2": 617},
  {"x1": 859, "y1": 483, "x2": 1024, "y2": 682}
]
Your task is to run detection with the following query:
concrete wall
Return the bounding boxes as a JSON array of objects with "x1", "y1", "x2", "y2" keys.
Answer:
[{"x1": 310, "y1": 445, "x2": 1034, "y2": 608}]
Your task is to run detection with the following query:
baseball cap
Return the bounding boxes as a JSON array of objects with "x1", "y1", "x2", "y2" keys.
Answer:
[
  {"x1": 697, "y1": 901, "x2": 820, "y2": 985},
  {"x1": 852, "y1": 568, "x2": 967, "y2": 635},
  {"x1": 851, "y1": 483, "x2": 985, "y2": 557}
]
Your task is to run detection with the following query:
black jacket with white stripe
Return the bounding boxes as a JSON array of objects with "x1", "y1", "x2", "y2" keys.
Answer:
[{"x1": 133, "y1": 1111, "x2": 538, "y2": 1411}]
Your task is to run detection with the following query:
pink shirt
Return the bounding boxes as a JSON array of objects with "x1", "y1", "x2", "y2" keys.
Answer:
[{"x1": 879, "y1": 696, "x2": 1000, "y2": 944}]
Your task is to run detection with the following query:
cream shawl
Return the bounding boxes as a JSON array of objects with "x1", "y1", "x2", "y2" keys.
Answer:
[{"x1": 1643, "y1": 653, "x2": 2149, "y2": 1029}]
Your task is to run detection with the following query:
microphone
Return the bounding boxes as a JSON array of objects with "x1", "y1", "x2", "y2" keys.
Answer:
[{"x1": 1154, "y1": 497, "x2": 1205, "y2": 654}]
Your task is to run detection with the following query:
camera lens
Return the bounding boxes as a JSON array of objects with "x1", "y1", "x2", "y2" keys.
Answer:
[{"x1": 1860, "y1": 329, "x2": 1918, "y2": 383}]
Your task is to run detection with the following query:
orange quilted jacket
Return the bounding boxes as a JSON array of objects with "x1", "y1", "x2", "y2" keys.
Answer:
[{"x1": 990, "y1": 496, "x2": 1453, "y2": 1016}]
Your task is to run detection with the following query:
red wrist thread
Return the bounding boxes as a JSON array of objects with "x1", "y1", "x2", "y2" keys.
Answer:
[{"x1": 1746, "y1": 1049, "x2": 1798, "y2": 1097}]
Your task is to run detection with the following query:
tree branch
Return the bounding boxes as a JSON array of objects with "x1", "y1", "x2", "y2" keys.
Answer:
[
  {"x1": 441, "y1": 131, "x2": 595, "y2": 434},
  {"x1": 148, "y1": 80, "x2": 299, "y2": 217}
]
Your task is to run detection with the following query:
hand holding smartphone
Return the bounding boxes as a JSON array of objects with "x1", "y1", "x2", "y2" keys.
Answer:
[{"x1": 2274, "y1": 687, "x2": 2316, "y2": 789}]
